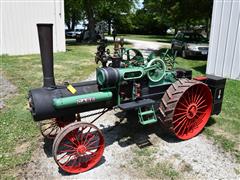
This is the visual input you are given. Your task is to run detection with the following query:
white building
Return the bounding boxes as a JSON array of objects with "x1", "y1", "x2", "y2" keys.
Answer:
[
  {"x1": 0, "y1": 0, "x2": 65, "y2": 55},
  {"x1": 207, "y1": 0, "x2": 240, "y2": 80}
]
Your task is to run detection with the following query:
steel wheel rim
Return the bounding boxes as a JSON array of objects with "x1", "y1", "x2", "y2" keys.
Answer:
[
  {"x1": 53, "y1": 122, "x2": 104, "y2": 174},
  {"x1": 172, "y1": 83, "x2": 212, "y2": 140}
]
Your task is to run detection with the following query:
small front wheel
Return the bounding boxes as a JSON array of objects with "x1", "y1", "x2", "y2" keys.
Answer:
[{"x1": 52, "y1": 122, "x2": 105, "y2": 174}]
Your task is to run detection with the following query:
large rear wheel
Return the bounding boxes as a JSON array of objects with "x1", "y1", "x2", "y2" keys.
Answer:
[
  {"x1": 159, "y1": 79, "x2": 212, "y2": 140},
  {"x1": 52, "y1": 122, "x2": 104, "y2": 174}
]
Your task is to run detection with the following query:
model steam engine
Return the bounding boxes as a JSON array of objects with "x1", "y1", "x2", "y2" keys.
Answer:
[{"x1": 28, "y1": 24, "x2": 226, "y2": 174}]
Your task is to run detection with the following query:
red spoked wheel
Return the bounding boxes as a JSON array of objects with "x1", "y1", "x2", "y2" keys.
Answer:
[
  {"x1": 39, "y1": 118, "x2": 72, "y2": 139},
  {"x1": 52, "y1": 122, "x2": 104, "y2": 174},
  {"x1": 159, "y1": 79, "x2": 212, "y2": 140}
]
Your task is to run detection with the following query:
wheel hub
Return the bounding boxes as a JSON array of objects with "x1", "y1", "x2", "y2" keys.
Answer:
[
  {"x1": 187, "y1": 103, "x2": 197, "y2": 119},
  {"x1": 77, "y1": 145, "x2": 87, "y2": 154}
]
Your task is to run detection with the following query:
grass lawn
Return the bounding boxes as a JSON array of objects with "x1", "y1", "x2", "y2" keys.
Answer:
[
  {"x1": 0, "y1": 43, "x2": 239, "y2": 177},
  {"x1": 116, "y1": 34, "x2": 174, "y2": 43}
]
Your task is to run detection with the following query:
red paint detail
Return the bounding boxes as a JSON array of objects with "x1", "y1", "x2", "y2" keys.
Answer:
[
  {"x1": 186, "y1": 103, "x2": 197, "y2": 119},
  {"x1": 77, "y1": 145, "x2": 87, "y2": 154},
  {"x1": 173, "y1": 83, "x2": 212, "y2": 140},
  {"x1": 134, "y1": 83, "x2": 141, "y2": 98},
  {"x1": 57, "y1": 118, "x2": 68, "y2": 128},
  {"x1": 193, "y1": 76, "x2": 207, "y2": 81}
]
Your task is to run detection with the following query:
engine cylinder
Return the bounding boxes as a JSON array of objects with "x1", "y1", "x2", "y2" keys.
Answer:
[{"x1": 97, "y1": 67, "x2": 120, "y2": 86}]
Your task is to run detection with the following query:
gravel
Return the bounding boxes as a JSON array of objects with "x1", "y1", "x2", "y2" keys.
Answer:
[
  {"x1": 19, "y1": 40, "x2": 239, "y2": 179},
  {"x1": 150, "y1": 133, "x2": 239, "y2": 179},
  {"x1": 0, "y1": 73, "x2": 17, "y2": 109}
]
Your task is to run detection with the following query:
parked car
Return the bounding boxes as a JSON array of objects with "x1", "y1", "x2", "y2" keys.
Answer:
[
  {"x1": 166, "y1": 28, "x2": 175, "y2": 35},
  {"x1": 171, "y1": 31, "x2": 209, "y2": 58},
  {"x1": 65, "y1": 29, "x2": 82, "y2": 38},
  {"x1": 76, "y1": 21, "x2": 107, "y2": 42}
]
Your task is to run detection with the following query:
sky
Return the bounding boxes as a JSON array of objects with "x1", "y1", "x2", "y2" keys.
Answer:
[{"x1": 136, "y1": 0, "x2": 144, "y2": 9}]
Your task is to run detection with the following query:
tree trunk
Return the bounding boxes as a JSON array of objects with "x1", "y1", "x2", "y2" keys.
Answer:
[
  {"x1": 84, "y1": 0, "x2": 96, "y2": 42},
  {"x1": 206, "y1": 17, "x2": 211, "y2": 39},
  {"x1": 185, "y1": 20, "x2": 190, "y2": 31},
  {"x1": 66, "y1": 22, "x2": 71, "y2": 30},
  {"x1": 71, "y1": 13, "x2": 76, "y2": 30},
  {"x1": 175, "y1": 27, "x2": 178, "y2": 35},
  {"x1": 108, "y1": 19, "x2": 111, "y2": 35}
]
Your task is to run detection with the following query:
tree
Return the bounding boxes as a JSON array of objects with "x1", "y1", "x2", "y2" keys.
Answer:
[
  {"x1": 65, "y1": 0, "x2": 83, "y2": 30},
  {"x1": 143, "y1": 0, "x2": 213, "y2": 35},
  {"x1": 129, "y1": 8, "x2": 168, "y2": 35},
  {"x1": 65, "y1": 0, "x2": 136, "y2": 41},
  {"x1": 95, "y1": 0, "x2": 137, "y2": 35},
  {"x1": 65, "y1": 0, "x2": 213, "y2": 38}
]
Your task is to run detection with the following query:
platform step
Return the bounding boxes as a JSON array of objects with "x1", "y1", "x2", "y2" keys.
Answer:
[
  {"x1": 139, "y1": 110, "x2": 154, "y2": 116},
  {"x1": 140, "y1": 118, "x2": 158, "y2": 125},
  {"x1": 138, "y1": 105, "x2": 158, "y2": 125}
]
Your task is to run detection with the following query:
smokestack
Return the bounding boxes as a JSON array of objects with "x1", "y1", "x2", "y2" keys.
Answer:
[{"x1": 37, "y1": 24, "x2": 55, "y2": 87}]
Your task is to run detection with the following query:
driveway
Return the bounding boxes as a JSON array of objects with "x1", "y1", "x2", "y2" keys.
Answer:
[{"x1": 106, "y1": 36, "x2": 171, "y2": 52}]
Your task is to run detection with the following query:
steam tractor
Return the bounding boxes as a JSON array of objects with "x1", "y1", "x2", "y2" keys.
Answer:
[{"x1": 28, "y1": 24, "x2": 226, "y2": 174}]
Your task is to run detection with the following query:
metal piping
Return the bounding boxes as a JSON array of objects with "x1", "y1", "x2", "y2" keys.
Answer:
[{"x1": 37, "y1": 24, "x2": 55, "y2": 87}]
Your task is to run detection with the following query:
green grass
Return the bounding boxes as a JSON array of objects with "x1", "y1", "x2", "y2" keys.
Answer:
[
  {"x1": 131, "y1": 147, "x2": 180, "y2": 179},
  {"x1": 0, "y1": 44, "x2": 98, "y2": 177},
  {"x1": 175, "y1": 57, "x2": 207, "y2": 76},
  {"x1": 114, "y1": 34, "x2": 174, "y2": 43}
]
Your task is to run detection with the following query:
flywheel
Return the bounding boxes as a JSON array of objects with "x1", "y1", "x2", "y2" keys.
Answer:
[{"x1": 147, "y1": 58, "x2": 166, "y2": 82}]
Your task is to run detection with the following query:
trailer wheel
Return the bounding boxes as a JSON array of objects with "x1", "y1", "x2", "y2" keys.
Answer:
[
  {"x1": 159, "y1": 79, "x2": 212, "y2": 140},
  {"x1": 39, "y1": 118, "x2": 73, "y2": 139},
  {"x1": 52, "y1": 122, "x2": 104, "y2": 174}
]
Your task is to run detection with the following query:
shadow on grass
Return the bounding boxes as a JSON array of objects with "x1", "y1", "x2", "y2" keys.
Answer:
[
  {"x1": 184, "y1": 56, "x2": 208, "y2": 61},
  {"x1": 156, "y1": 39, "x2": 172, "y2": 43},
  {"x1": 43, "y1": 138, "x2": 54, "y2": 157},
  {"x1": 66, "y1": 40, "x2": 99, "y2": 46},
  {"x1": 205, "y1": 117, "x2": 217, "y2": 127}
]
